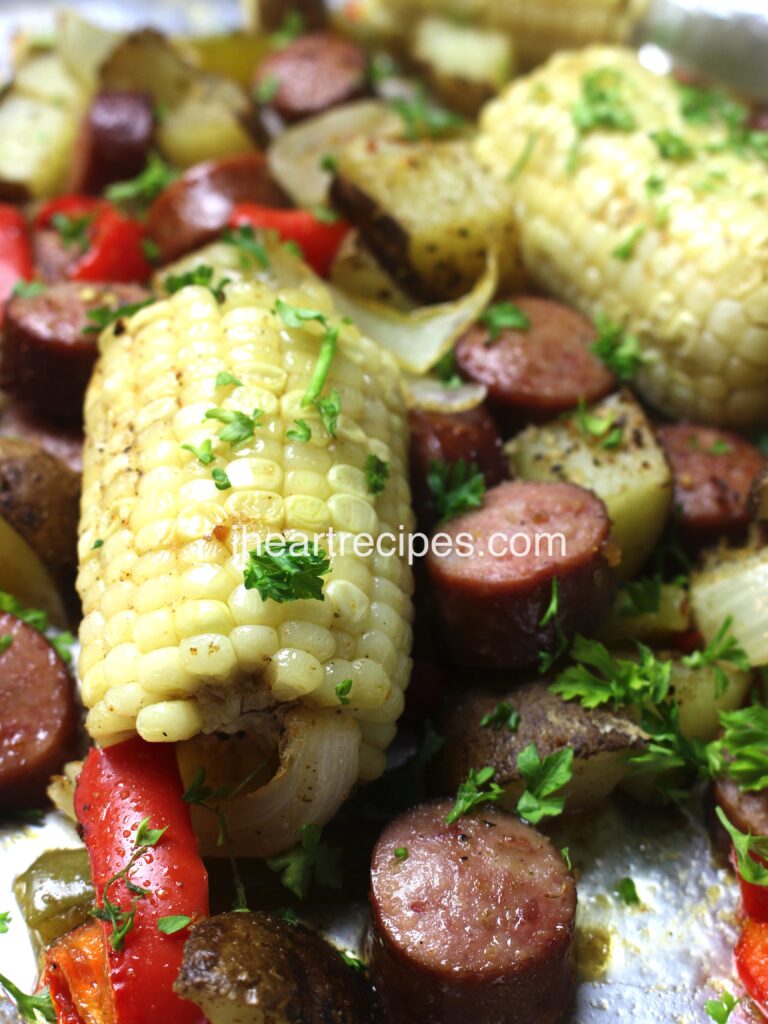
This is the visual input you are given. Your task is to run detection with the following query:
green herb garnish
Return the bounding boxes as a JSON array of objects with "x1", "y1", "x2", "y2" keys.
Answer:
[
  {"x1": 615, "y1": 877, "x2": 640, "y2": 905},
  {"x1": 612, "y1": 225, "x2": 645, "y2": 261},
  {"x1": 445, "y1": 765, "x2": 504, "y2": 825},
  {"x1": 11, "y1": 280, "x2": 44, "y2": 298},
  {"x1": 211, "y1": 468, "x2": 232, "y2": 490},
  {"x1": 681, "y1": 616, "x2": 750, "y2": 697},
  {"x1": 105, "y1": 151, "x2": 178, "y2": 207},
  {"x1": 244, "y1": 540, "x2": 330, "y2": 603},
  {"x1": 389, "y1": 89, "x2": 465, "y2": 141},
  {"x1": 84, "y1": 299, "x2": 153, "y2": 335},
  {"x1": 335, "y1": 678, "x2": 353, "y2": 705},
  {"x1": 480, "y1": 701, "x2": 520, "y2": 732},
  {"x1": 181, "y1": 438, "x2": 215, "y2": 465},
  {"x1": 266, "y1": 823, "x2": 342, "y2": 900},
  {"x1": 515, "y1": 744, "x2": 574, "y2": 824},
  {"x1": 651, "y1": 130, "x2": 695, "y2": 161},
  {"x1": 365, "y1": 453, "x2": 390, "y2": 496},
  {"x1": 221, "y1": 224, "x2": 270, "y2": 269},
  {"x1": 427, "y1": 458, "x2": 485, "y2": 524},
  {"x1": 705, "y1": 990, "x2": 739, "y2": 1024},
  {"x1": 286, "y1": 419, "x2": 312, "y2": 442},
  {"x1": 157, "y1": 915, "x2": 192, "y2": 935},
  {"x1": 51, "y1": 213, "x2": 92, "y2": 250},
  {"x1": 204, "y1": 407, "x2": 262, "y2": 446},
  {"x1": 590, "y1": 315, "x2": 647, "y2": 381},
  {"x1": 0, "y1": 974, "x2": 55, "y2": 1022},
  {"x1": 480, "y1": 300, "x2": 531, "y2": 343},
  {"x1": 568, "y1": 66, "x2": 636, "y2": 171}
]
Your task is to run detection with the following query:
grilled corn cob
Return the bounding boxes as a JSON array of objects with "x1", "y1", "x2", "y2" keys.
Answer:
[
  {"x1": 76, "y1": 279, "x2": 414, "y2": 782},
  {"x1": 475, "y1": 46, "x2": 768, "y2": 427}
]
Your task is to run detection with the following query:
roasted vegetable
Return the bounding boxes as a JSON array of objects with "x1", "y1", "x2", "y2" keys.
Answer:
[
  {"x1": 666, "y1": 657, "x2": 752, "y2": 742},
  {"x1": 597, "y1": 581, "x2": 690, "y2": 646},
  {"x1": 175, "y1": 911, "x2": 377, "y2": 1024},
  {"x1": 506, "y1": 389, "x2": 673, "y2": 578},
  {"x1": 432, "y1": 681, "x2": 647, "y2": 813},
  {"x1": 331, "y1": 138, "x2": 523, "y2": 301},
  {"x1": 13, "y1": 848, "x2": 94, "y2": 953}
]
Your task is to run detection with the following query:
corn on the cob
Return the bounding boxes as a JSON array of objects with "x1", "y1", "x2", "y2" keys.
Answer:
[
  {"x1": 76, "y1": 279, "x2": 414, "y2": 781},
  {"x1": 475, "y1": 46, "x2": 768, "y2": 428}
]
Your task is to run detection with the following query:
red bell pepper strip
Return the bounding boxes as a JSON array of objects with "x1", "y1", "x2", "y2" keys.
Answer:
[
  {"x1": 43, "y1": 919, "x2": 116, "y2": 1024},
  {"x1": 736, "y1": 918, "x2": 768, "y2": 1016},
  {"x1": 0, "y1": 204, "x2": 33, "y2": 321},
  {"x1": 230, "y1": 203, "x2": 350, "y2": 277},
  {"x1": 35, "y1": 196, "x2": 153, "y2": 284},
  {"x1": 732, "y1": 846, "x2": 768, "y2": 923},
  {"x1": 75, "y1": 737, "x2": 209, "y2": 1024}
]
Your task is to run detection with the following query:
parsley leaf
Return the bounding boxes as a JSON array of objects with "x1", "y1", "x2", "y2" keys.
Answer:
[
  {"x1": 211, "y1": 468, "x2": 232, "y2": 490},
  {"x1": 389, "y1": 88, "x2": 465, "y2": 140},
  {"x1": 204, "y1": 407, "x2": 262, "y2": 446},
  {"x1": 319, "y1": 153, "x2": 338, "y2": 173},
  {"x1": 314, "y1": 389, "x2": 341, "y2": 439},
  {"x1": 551, "y1": 636, "x2": 672, "y2": 709},
  {"x1": 92, "y1": 539, "x2": 104, "y2": 550},
  {"x1": 11, "y1": 280, "x2": 44, "y2": 298},
  {"x1": 157, "y1": 915, "x2": 192, "y2": 934},
  {"x1": 51, "y1": 212, "x2": 92, "y2": 250},
  {"x1": 0, "y1": 635, "x2": 12, "y2": 656},
  {"x1": 0, "y1": 911, "x2": 9, "y2": 933},
  {"x1": 427, "y1": 458, "x2": 485, "y2": 524},
  {"x1": 286, "y1": 419, "x2": 312, "y2": 443},
  {"x1": 569, "y1": 66, "x2": 636, "y2": 171},
  {"x1": 221, "y1": 224, "x2": 270, "y2": 269},
  {"x1": 0, "y1": 974, "x2": 55, "y2": 1022},
  {"x1": 266, "y1": 823, "x2": 342, "y2": 899},
  {"x1": 561, "y1": 847, "x2": 573, "y2": 871},
  {"x1": 573, "y1": 400, "x2": 624, "y2": 449},
  {"x1": 311, "y1": 204, "x2": 340, "y2": 224},
  {"x1": 341, "y1": 952, "x2": 365, "y2": 972},
  {"x1": 273, "y1": 299, "x2": 342, "y2": 412},
  {"x1": 615, "y1": 877, "x2": 640, "y2": 905},
  {"x1": 135, "y1": 817, "x2": 168, "y2": 846},
  {"x1": 0, "y1": 592, "x2": 73, "y2": 665},
  {"x1": 141, "y1": 237, "x2": 160, "y2": 264},
  {"x1": 651, "y1": 130, "x2": 695, "y2": 161},
  {"x1": 254, "y1": 74, "x2": 279, "y2": 103},
  {"x1": 539, "y1": 578, "x2": 559, "y2": 626},
  {"x1": 612, "y1": 225, "x2": 644, "y2": 261},
  {"x1": 432, "y1": 349, "x2": 462, "y2": 389},
  {"x1": 480, "y1": 300, "x2": 531, "y2": 343},
  {"x1": 618, "y1": 575, "x2": 662, "y2": 617},
  {"x1": 215, "y1": 371, "x2": 242, "y2": 389},
  {"x1": 393, "y1": 846, "x2": 409, "y2": 862},
  {"x1": 515, "y1": 744, "x2": 574, "y2": 824},
  {"x1": 705, "y1": 990, "x2": 739, "y2": 1024},
  {"x1": 365, "y1": 453, "x2": 390, "y2": 496},
  {"x1": 714, "y1": 704, "x2": 768, "y2": 791},
  {"x1": 508, "y1": 131, "x2": 540, "y2": 182},
  {"x1": 105, "y1": 151, "x2": 179, "y2": 207},
  {"x1": 84, "y1": 299, "x2": 153, "y2": 335},
  {"x1": 444, "y1": 765, "x2": 504, "y2": 825},
  {"x1": 681, "y1": 616, "x2": 750, "y2": 697},
  {"x1": 181, "y1": 438, "x2": 215, "y2": 465},
  {"x1": 244, "y1": 539, "x2": 330, "y2": 603},
  {"x1": 716, "y1": 807, "x2": 768, "y2": 886},
  {"x1": 164, "y1": 265, "x2": 228, "y2": 301},
  {"x1": 335, "y1": 678, "x2": 353, "y2": 705},
  {"x1": 269, "y1": 10, "x2": 305, "y2": 48},
  {"x1": 480, "y1": 701, "x2": 520, "y2": 732},
  {"x1": 590, "y1": 315, "x2": 648, "y2": 381}
]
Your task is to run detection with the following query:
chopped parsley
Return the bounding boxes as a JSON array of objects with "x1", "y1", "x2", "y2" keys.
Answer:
[
  {"x1": 716, "y1": 807, "x2": 768, "y2": 887},
  {"x1": 538, "y1": 578, "x2": 568, "y2": 672},
  {"x1": 0, "y1": 974, "x2": 55, "y2": 1022},
  {"x1": 507, "y1": 131, "x2": 539, "y2": 183},
  {"x1": 273, "y1": 299, "x2": 343, "y2": 422},
  {"x1": 181, "y1": 438, "x2": 215, "y2": 465},
  {"x1": 164, "y1": 265, "x2": 228, "y2": 301},
  {"x1": 211, "y1": 468, "x2": 232, "y2": 490},
  {"x1": 92, "y1": 538, "x2": 105, "y2": 550},
  {"x1": 573, "y1": 400, "x2": 624, "y2": 449},
  {"x1": 561, "y1": 847, "x2": 573, "y2": 871},
  {"x1": 269, "y1": 10, "x2": 305, "y2": 49},
  {"x1": 266, "y1": 823, "x2": 342, "y2": 900},
  {"x1": 215, "y1": 371, "x2": 242, "y2": 389},
  {"x1": 221, "y1": 224, "x2": 270, "y2": 270},
  {"x1": 311, "y1": 205, "x2": 340, "y2": 224},
  {"x1": 612, "y1": 225, "x2": 644, "y2": 261},
  {"x1": 105, "y1": 151, "x2": 179, "y2": 207},
  {"x1": 681, "y1": 616, "x2": 750, "y2": 698},
  {"x1": 393, "y1": 846, "x2": 409, "y2": 862},
  {"x1": 618, "y1": 575, "x2": 662, "y2": 617},
  {"x1": 90, "y1": 816, "x2": 167, "y2": 950},
  {"x1": 515, "y1": 743, "x2": 574, "y2": 824},
  {"x1": 389, "y1": 88, "x2": 465, "y2": 140},
  {"x1": 432, "y1": 349, "x2": 462, "y2": 389},
  {"x1": 445, "y1": 765, "x2": 504, "y2": 825},
  {"x1": 480, "y1": 300, "x2": 531, "y2": 343},
  {"x1": 254, "y1": 74, "x2": 279, "y2": 103},
  {"x1": 0, "y1": 635, "x2": 12, "y2": 656},
  {"x1": 320, "y1": 153, "x2": 338, "y2": 174},
  {"x1": 0, "y1": 592, "x2": 74, "y2": 666},
  {"x1": 710, "y1": 438, "x2": 732, "y2": 454},
  {"x1": 539, "y1": 578, "x2": 560, "y2": 627},
  {"x1": 11, "y1": 280, "x2": 44, "y2": 298},
  {"x1": 244, "y1": 540, "x2": 330, "y2": 603},
  {"x1": 590, "y1": 315, "x2": 648, "y2": 381},
  {"x1": 204, "y1": 407, "x2": 262, "y2": 446},
  {"x1": 568, "y1": 66, "x2": 636, "y2": 171},
  {"x1": 365, "y1": 453, "x2": 390, "y2": 496},
  {"x1": 51, "y1": 212, "x2": 91, "y2": 250},
  {"x1": 341, "y1": 952, "x2": 366, "y2": 972},
  {"x1": 480, "y1": 701, "x2": 520, "y2": 732},
  {"x1": 84, "y1": 298, "x2": 154, "y2": 335},
  {"x1": 615, "y1": 877, "x2": 640, "y2": 905},
  {"x1": 705, "y1": 990, "x2": 739, "y2": 1024},
  {"x1": 651, "y1": 130, "x2": 695, "y2": 161},
  {"x1": 286, "y1": 419, "x2": 312, "y2": 443},
  {"x1": 645, "y1": 173, "x2": 666, "y2": 196},
  {"x1": 335, "y1": 678, "x2": 353, "y2": 705},
  {"x1": 157, "y1": 915, "x2": 192, "y2": 935},
  {"x1": 141, "y1": 237, "x2": 160, "y2": 264},
  {"x1": 314, "y1": 389, "x2": 341, "y2": 439},
  {"x1": 0, "y1": 911, "x2": 9, "y2": 933},
  {"x1": 712, "y1": 704, "x2": 768, "y2": 792},
  {"x1": 551, "y1": 635, "x2": 672, "y2": 709},
  {"x1": 427, "y1": 458, "x2": 485, "y2": 524}
]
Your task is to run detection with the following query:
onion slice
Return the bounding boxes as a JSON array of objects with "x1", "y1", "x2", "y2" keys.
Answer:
[
  {"x1": 690, "y1": 543, "x2": 768, "y2": 666},
  {"x1": 192, "y1": 706, "x2": 360, "y2": 859},
  {"x1": 403, "y1": 374, "x2": 487, "y2": 413}
]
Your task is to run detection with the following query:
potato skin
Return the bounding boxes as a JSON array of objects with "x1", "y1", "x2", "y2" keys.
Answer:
[
  {"x1": 175, "y1": 912, "x2": 377, "y2": 1024},
  {"x1": 0, "y1": 437, "x2": 79, "y2": 592},
  {"x1": 432, "y1": 681, "x2": 647, "y2": 813}
]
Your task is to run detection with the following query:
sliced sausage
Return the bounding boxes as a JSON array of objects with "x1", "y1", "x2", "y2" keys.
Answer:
[
  {"x1": 714, "y1": 776, "x2": 768, "y2": 838},
  {"x1": 1, "y1": 281, "x2": 148, "y2": 421},
  {"x1": 425, "y1": 480, "x2": 615, "y2": 669},
  {"x1": 370, "y1": 800, "x2": 576, "y2": 1024},
  {"x1": 455, "y1": 297, "x2": 615, "y2": 428},
  {"x1": 0, "y1": 401, "x2": 83, "y2": 474},
  {"x1": 147, "y1": 153, "x2": 288, "y2": 262},
  {"x1": 409, "y1": 406, "x2": 506, "y2": 529},
  {"x1": 657, "y1": 424, "x2": 765, "y2": 545},
  {"x1": 69, "y1": 90, "x2": 154, "y2": 195},
  {"x1": 0, "y1": 612, "x2": 80, "y2": 808},
  {"x1": 432, "y1": 681, "x2": 646, "y2": 813},
  {"x1": 0, "y1": 437, "x2": 80, "y2": 594},
  {"x1": 34, "y1": 228, "x2": 79, "y2": 284},
  {"x1": 253, "y1": 33, "x2": 369, "y2": 127},
  {"x1": 176, "y1": 911, "x2": 377, "y2": 1022}
]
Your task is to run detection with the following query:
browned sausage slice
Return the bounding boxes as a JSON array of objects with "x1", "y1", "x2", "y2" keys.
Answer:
[
  {"x1": 714, "y1": 776, "x2": 768, "y2": 838},
  {"x1": 147, "y1": 153, "x2": 288, "y2": 262},
  {"x1": 0, "y1": 401, "x2": 83, "y2": 474},
  {"x1": 33, "y1": 229, "x2": 79, "y2": 284},
  {"x1": 455, "y1": 297, "x2": 615, "y2": 427},
  {"x1": 409, "y1": 406, "x2": 506, "y2": 528},
  {"x1": 0, "y1": 612, "x2": 79, "y2": 808},
  {"x1": 425, "y1": 480, "x2": 615, "y2": 668},
  {"x1": 69, "y1": 90, "x2": 154, "y2": 195},
  {"x1": 1, "y1": 282, "x2": 149, "y2": 421},
  {"x1": 253, "y1": 33, "x2": 369, "y2": 124},
  {"x1": 370, "y1": 800, "x2": 576, "y2": 1024},
  {"x1": 657, "y1": 424, "x2": 765, "y2": 545}
]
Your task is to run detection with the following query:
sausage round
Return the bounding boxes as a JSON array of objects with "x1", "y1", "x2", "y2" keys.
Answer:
[
  {"x1": 370, "y1": 800, "x2": 576, "y2": 1024},
  {"x1": 33, "y1": 228, "x2": 79, "y2": 284},
  {"x1": 1, "y1": 281, "x2": 148, "y2": 421},
  {"x1": 657, "y1": 424, "x2": 765, "y2": 544},
  {"x1": 425, "y1": 480, "x2": 615, "y2": 668},
  {"x1": 0, "y1": 612, "x2": 79, "y2": 808},
  {"x1": 409, "y1": 406, "x2": 506, "y2": 528},
  {"x1": 0, "y1": 401, "x2": 83, "y2": 474},
  {"x1": 455, "y1": 297, "x2": 615, "y2": 427},
  {"x1": 253, "y1": 33, "x2": 369, "y2": 124},
  {"x1": 69, "y1": 90, "x2": 154, "y2": 195},
  {"x1": 147, "y1": 153, "x2": 288, "y2": 262}
]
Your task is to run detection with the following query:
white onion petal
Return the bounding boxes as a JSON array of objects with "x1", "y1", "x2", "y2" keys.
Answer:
[
  {"x1": 402, "y1": 374, "x2": 487, "y2": 413},
  {"x1": 690, "y1": 545, "x2": 768, "y2": 666}
]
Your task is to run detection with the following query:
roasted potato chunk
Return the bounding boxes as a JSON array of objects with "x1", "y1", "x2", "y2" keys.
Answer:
[{"x1": 331, "y1": 137, "x2": 523, "y2": 301}]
